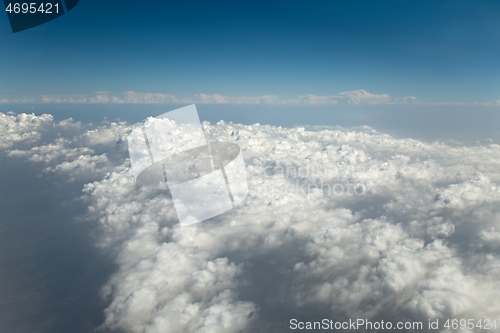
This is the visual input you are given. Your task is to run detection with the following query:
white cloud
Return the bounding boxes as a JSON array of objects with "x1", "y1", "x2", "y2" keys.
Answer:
[
  {"x1": 297, "y1": 94, "x2": 339, "y2": 105},
  {"x1": 3, "y1": 113, "x2": 128, "y2": 181},
  {"x1": 36, "y1": 90, "x2": 400, "y2": 105},
  {"x1": 0, "y1": 97, "x2": 35, "y2": 103},
  {"x1": 114, "y1": 91, "x2": 180, "y2": 104},
  {"x1": 40, "y1": 93, "x2": 110, "y2": 103},
  {"x1": 196, "y1": 93, "x2": 229, "y2": 104},
  {"x1": 0, "y1": 112, "x2": 57, "y2": 149},
  {"x1": 191, "y1": 90, "x2": 400, "y2": 105},
  {"x1": 3, "y1": 91, "x2": 500, "y2": 106},
  {"x1": 0, "y1": 90, "x2": 492, "y2": 106},
  {"x1": 336, "y1": 89, "x2": 391, "y2": 104},
  {"x1": 41, "y1": 91, "x2": 178, "y2": 104},
  {"x1": 3, "y1": 112, "x2": 500, "y2": 332}
]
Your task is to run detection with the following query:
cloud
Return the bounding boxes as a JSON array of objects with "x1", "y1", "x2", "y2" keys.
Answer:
[
  {"x1": 0, "y1": 90, "x2": 496, "y2": 106},
  {"x1": 196, "y1": 94, "x2": 283, "y2": 105},
  {"x1": 39, "y1": 91, "x2": 179, "y2": 104},
  {"x1": 35, "y1": 90, "x2": 402, "y2": 105},
  {"x1": 0, "y1": 112, "x2": 58, "y2": 149},
  {"x1": 336, "y1": 89, "x2": 392, "y2": 104},
  {"x1": 114, "y1": 91, "x2": 180, "y2": 104},
  {"x1": 35, "y1": 90, "x2": 403, "y2": 105},
  {"x1": 40, "y1": 92, "x2": 111, "y2": 103},
  {"x1": 3, "y1": 111, "x2": 500, "y2": 332},
  {"x1": 3, "y1": 113, "x2": 127, "y2": 182},
  {"x1": 38, "y1": 92, "x2": 283, "y2": 105},
  {"x1": 297, "y1": 94, "x2": 339, "y2": 105},
  {"x1": 0, "y1": 97, "x2": 35, "y2": 103},
  {"x1": 294, "y1": 91, "x2": 419, "y2": 105},
  {"x1": 196, "y1": 93, "x2": 229, "y2": 104}
]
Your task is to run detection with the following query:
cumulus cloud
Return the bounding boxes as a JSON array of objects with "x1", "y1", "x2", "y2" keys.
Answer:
[
  {"x1": 2, "y1": 112, "x2": 127, "y2": 182},
  {"x1": 3, "y1": 111, "x2": 500, "y2": 332},
  {"x1": 0, "y1": 112, "x2": 47, "y2": 148}
]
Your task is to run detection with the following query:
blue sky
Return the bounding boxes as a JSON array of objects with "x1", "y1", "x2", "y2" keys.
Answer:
[{"x1": 1, "y1": 0, "x2": 500, "y2": 104}]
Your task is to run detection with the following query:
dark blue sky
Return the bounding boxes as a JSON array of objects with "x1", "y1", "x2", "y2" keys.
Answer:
[{"x1": 1, "y1": 0, "x2": 500, "y2": 103}]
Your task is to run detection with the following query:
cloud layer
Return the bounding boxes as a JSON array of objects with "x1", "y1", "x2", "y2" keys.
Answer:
[
  {"x1": 3, "y1": 90, "x2": 500, "y2": 106},
  {"x1": 3, "y1": 111, "x2": 500, "y2": 332},
  {"x1": 1, "y1": 90, "x2": 420, "y2": 105},
  {"x1": 33, "y1": 89, "x2": 416, "y2": 105},
  {"x1": 3, "y1": 90, "x2": 499, "y2": 106}
]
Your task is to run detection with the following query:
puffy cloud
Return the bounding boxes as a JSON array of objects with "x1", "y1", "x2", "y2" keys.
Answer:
[
  {"x1": 479, "y1": 228, "x2": 500, "y2": 250},
  {"x1": 88, "y1": 121, "x2": 500, "y2": 331},
  {"x1": 102, "y1": 243, "x2": 255, "y2": 333},
  {"x1": 2, "y1": 112, "x2": 128, "y2": 181},
  {"x1": 3, "y1": 111, "x2": 500, "y2": 332},
  {"x1": 0, "y1": 112, "x2": 64, "y2": 149}
]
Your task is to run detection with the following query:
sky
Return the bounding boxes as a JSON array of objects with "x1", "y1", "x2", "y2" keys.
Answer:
[{"x1": 1, "y1": 0, "x2": 500, "y2": 105}]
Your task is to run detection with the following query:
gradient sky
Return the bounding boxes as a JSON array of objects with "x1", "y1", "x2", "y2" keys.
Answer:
[{"x1": 1, "y1": 0, "x2": 500, "y2": 103}]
